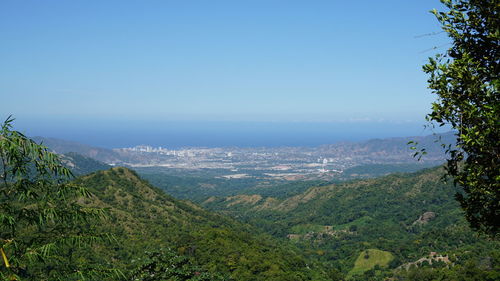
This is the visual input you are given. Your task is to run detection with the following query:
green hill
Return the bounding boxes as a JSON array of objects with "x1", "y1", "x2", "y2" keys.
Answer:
[
  {"x1": 75, "y1": 167, "x2": 329, "y2": 280},
  {"x1": 203, "y1": 167, "x2": 500, "y2": 280}
]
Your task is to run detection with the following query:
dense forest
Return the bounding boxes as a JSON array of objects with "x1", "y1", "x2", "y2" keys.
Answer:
[
  {"x1": 203, "y1": 167, "x2": 500, "y2": 280},
  {"x1": 62, "y1": 156, "x2": 500, "y2": 280},
  {"x1": 74, "y1": 167, "x2": 332, "y2": 280}
]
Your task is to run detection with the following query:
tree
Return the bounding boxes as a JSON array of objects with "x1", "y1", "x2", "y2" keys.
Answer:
[
  {"x1": 130, "y1": 248, "x2": 227, "y2": 281},
  {"x1": 0, "y1": 116, "x2": 120, "y2": 280},
  {"x1": 423, "y1": 0, "x2": 499, "y2": 236}
]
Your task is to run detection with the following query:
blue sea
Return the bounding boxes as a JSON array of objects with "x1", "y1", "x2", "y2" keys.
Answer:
[{"x1": 16, "y1": 118, "x2": 445, "y2": 149}]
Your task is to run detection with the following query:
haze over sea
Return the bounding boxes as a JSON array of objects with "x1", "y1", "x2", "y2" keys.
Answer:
[{"x1": 15, "y1": 118, "x2": 443, "y2": 149}]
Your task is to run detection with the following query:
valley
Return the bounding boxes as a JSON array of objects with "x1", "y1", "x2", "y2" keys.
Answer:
[
  {"x1": 37, "y1": 132, "x2": 451, "y2": 182},
  {"x1": 109, "y1": 132, "x2": 453, "y2": 180},
  {"x1": 4, "y1": 1, "x2": 498, "y2": 279},
  {"x1": 12, "y1": 132, "x2": 496, "y2": 280},
  {"x1": 200, "y1": 166, "x2": 500, "y2": 279}
]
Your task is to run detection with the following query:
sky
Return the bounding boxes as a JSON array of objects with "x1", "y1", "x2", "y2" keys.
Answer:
[{"x1": 0, "y1": 1, "x2": 451, "y2": 147}]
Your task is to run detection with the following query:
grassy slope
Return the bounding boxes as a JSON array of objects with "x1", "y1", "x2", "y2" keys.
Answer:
[{"x1": 348, "y1": 249, "x2": 394, "y2": 276}]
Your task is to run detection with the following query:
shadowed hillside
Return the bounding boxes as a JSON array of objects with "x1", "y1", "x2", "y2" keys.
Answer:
[
  {"x1": 60, "y1": 152, "x2": 112, "y2": 175},
  {"x1": 32, "y1": 136, "x2": 121, "y2": 163}
]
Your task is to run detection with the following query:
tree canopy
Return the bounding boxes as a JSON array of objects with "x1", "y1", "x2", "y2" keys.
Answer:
[
  {"x1": 423, "y1": 0, "x2": 499, "y2": 236},
  {"x1": 0, "y1": 116, "x2": 118, "y2": 280}
]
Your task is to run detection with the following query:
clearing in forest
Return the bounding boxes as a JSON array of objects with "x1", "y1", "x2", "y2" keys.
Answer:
[{"x1": 348, "y1": 248, "x2": 394, "y2": 277}]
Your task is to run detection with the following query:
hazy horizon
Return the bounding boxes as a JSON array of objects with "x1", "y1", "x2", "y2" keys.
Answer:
[
  {"x1": 1, "y1": 0, "x2": 449, "y2": 132},
  {"x1": 15, "y1": 117, "x2": 449, "y2": 149}
]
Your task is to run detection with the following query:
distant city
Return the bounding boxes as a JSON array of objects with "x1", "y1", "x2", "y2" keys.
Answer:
[
  {"x1": 34, "y1": 133, "x2": 451, "y2": 181},
  {"x1": 113, "y1": 136, "x2": 447, "y2": 180}
]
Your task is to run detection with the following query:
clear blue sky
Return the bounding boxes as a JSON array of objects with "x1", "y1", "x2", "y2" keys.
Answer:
[{"x1": 0, "y1": 1, "x2": 450, "y2": 146}]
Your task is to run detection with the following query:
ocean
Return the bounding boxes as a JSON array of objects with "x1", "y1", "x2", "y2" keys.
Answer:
[{"x1": 16, "y1": 119, "x2": 447, "y2": 149}]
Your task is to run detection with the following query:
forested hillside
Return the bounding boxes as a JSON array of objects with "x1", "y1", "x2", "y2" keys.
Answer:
[
  {"x1": 203, "y1": 167, "x2": 500, "y2": 280},
  {"x1": 74, "y1": 167, "x2": 331, "y2": 280},
  {"x1": 3, "y1": 132, "x2": 498, "y2": 280}
]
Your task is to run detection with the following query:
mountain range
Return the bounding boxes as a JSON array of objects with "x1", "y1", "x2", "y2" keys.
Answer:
[
  {"x1": 29, "y1": 132, "x2": 499, "y2": 280},
  {"x1": 202, "y1": 166, "x2": 499, "y2": 279},
  {"x1": 59, "y1": 151, "x2": 499, "y2": 280},
  {"x1": 33, "y1": 132, "x2": 454, "y2": 168}
]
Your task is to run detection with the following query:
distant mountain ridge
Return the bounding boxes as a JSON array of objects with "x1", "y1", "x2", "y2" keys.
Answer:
[
  {"x1": 316, "y1": 131, "x2": 455, "y2": 164},
  {"x1": 33, "y1": 132, "x2": 454, "y2": 168},
  {"x1": 32, "y1": 136, "x2": 122, "y2": 163},
  {"x1": 60, "y1": 152, "x2": 112, "y2": 175}
]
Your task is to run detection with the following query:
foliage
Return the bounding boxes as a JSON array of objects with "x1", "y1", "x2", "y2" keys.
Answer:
[
  {"x1": 76, "y1": 167, "x2": 330, "y2": 280},
  {"x1": 0, "y1": 116, "x2": 117, "y2": 280},
  {"x1": 204, "y1": 167, "x2": 500, "y2": 277},
  {"x1": 3, "y1": 114, "x2": 497, "y2": 279},
  {"x1": 130, "y1": 248, "x2": 227, "y2": 281},
  {"x1": 423, "y1": 0, "x2": 499, "y2": 236},
  {"x1": 136, "y1": 166, "x2": 328, "y2": 202}
]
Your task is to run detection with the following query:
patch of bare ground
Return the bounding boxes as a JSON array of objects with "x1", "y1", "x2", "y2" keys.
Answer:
[
  {"x1": 225, "y1": 194, "x2": 263, "y2": 207},
  {"x1": 253, "y1": 197, "x2": 279, "y2": 211},
  {"x1": 275, "y1": 185, "x2": 330, "y2": 211},
  {"x1": 202, "y1": 196, "x2": 217, "y2": 204},
  {"x1": 412, "y1": 211, "x2": 436, "y2": 225},
  {"x1": 397, "y1": 252, "x2": 452, "y2": 270}
]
